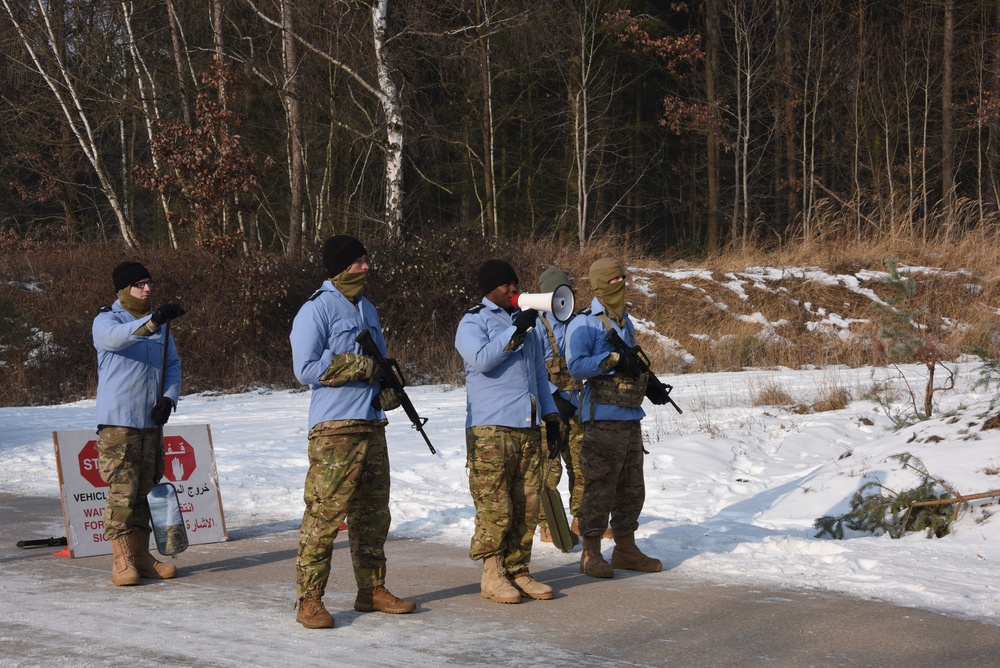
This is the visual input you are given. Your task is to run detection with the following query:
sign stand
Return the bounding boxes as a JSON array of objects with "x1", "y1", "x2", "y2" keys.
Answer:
[{"x1": 53, "y1": 424, "x2": 227, "y2": 558}]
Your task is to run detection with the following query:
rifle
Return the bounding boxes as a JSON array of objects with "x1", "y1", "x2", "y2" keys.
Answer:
[
  {"x1": 355, "y1": 329, "x2": 437, "y2": 454},
  {"x1": 604, "y1": 329, "x2": 682, "y2": 414},
  {"x1": 17, "y1": 536, "x2": 67, "y2": 549}
]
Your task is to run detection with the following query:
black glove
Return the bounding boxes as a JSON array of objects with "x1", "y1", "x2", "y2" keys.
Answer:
[
  {"x1": 553, "y1": 391, "x2": 577, "y2": 425},
  {"x1": 151, "y1": 396, "x2": 174, "y2": 426},
  {"x1": 544, "y1": 420, "x2": 562, "y2": 459},
  {"x1": 613, "y1": 351, "x2": 642, "y2": 379},
  {"x1": 512, "y1": 309, "x2": 538, "y2": 336},
  {"x1": 645, "y1": 380, "x2": 670, "y2": 406},
  {"x1": 151, "y1": 303, "x2": 186, "y2": 325}
]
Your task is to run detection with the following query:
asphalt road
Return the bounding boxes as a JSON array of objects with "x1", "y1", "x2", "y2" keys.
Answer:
[{"x1": 2, "y1": 493, "x2": 999, "y2": 667}]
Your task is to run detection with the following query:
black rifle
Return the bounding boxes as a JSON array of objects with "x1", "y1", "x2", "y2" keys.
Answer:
[
  {"x1": 17, "y1": 536, "x2": 67, "y2": 549},
  {"x1": 604, "y1": 329, "x2": 682, "y2": 414},
  {"x1": 356, "y1": 329, "x2": 437, "y2": 454}
]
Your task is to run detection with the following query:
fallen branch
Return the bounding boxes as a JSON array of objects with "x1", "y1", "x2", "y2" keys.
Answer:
[{"x1": 903, "y1": 489, "x2": 1000, "y2": 527}]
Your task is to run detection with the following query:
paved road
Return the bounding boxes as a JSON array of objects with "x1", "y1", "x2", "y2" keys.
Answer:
[{"x1": 2, "y1": 493, "x2": 998, "y2": 667}]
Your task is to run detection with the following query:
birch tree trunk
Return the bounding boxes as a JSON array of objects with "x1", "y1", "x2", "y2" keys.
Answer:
[{"x1": 372, "y1": 0, "x2": 404, "y2": 239}]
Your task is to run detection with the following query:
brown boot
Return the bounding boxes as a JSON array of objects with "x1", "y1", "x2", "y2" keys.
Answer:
[
  {"x1": 354, "y1": 586, "x2": 416, "y2": 614},
  {"x1": 297, "y1": 595, "x2": 334, "y2": 629},
  {"x1": 610, "y1": 532, "x2": 662, "y2": 572},
  {"x1": 539, "y1": 524, "x2": 552, "y2": 543},
  {"x1": 480, "y1": 554, "x2": 521, "y2": 604},
  {"x1": 111, "y1": 534, "x2": 140, "y2": 586},
  {"x1": 510, "y1": 569, "x2": 553, "y2": 600},
  {"x1": 130, "y1": 532, "x2": 177, "y2": 579},
  {"x1": 580, "y1": 535, "x2": 614, "y2": 578}
]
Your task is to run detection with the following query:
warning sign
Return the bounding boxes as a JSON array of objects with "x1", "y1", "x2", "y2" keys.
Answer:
[{"x1": 53, "y1": 424, "x2": 227, "y2": 558}]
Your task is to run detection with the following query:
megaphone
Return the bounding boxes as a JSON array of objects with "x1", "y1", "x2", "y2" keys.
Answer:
[{"x1": 511, "y1": 284, "x2": 575, "y2": 323}]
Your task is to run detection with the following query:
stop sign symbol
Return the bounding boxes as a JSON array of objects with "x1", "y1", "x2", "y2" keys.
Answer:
[
  {"x1": 78, "y1": 440, "x2": 108, "y2": 488},
  {"x1": 162, "y1": 436, "x2": 197, "y2": 482}
]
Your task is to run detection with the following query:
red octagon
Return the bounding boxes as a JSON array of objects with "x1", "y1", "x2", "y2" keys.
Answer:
[
  {"x1": 78, "y1": 439, "x2": 108, "y2": 488},
  {"x1": 162, "y1": 436, "x2": 197, "y2": 482}
]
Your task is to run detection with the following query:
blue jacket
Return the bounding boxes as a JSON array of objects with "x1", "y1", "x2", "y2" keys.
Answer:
[
  {"x1": 455, "y1": 297, "x2": 558, "y2": 429},
  {"x1": 290, "y1": 281, "x2": 386, "y2": 430},
  {"x1": 93, "y1": 301, "x2": 181, "y2": 429},
  {"x1": 565, "y1": 297, "x2": 645, "y2": 423}
]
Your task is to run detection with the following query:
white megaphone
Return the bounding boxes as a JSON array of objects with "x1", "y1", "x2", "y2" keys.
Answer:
[{"x1": 511, "y1": 284, "x2": 575, "y2": 323}]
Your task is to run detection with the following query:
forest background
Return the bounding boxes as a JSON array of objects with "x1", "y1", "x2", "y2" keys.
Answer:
[{"x1": 2, "y1": 1, "x2": 1000, "y2": 407}]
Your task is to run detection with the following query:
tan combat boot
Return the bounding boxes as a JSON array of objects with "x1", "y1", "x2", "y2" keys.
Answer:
[
  {"x1": 510, "y1": 569, "x2": 553, "y2": 600},
  {"x1": 580, "y1": 535, "x2": 614, "y2": 578},
  {"x1": 354, "y1": 586, "x2": 416, "y2": 614},
  {"x1": 297, "y1": 595, "x2": 334, "y2": 629},
  {"x1": 111, "y1": 533, "x2": 140, "y2": 586},
  {"x1": 130, "y1": 532, "x2": 177, "y2": 579},
  {"x1": 610, "y1": 532, "x2": 662, "y2": 572},
  {"x1": 480, "y1": 554, "x2": 521, "y2": 604}
]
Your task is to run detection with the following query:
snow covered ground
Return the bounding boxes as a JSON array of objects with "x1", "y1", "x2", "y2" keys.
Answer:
[{"x1": 3, "y1": 359, "x2": 1000, "y2": 627}]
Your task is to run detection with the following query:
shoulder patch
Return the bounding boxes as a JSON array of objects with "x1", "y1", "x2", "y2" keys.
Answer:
[
  {"x1": 465, "y1": 304, "x2": 485, "y2": 315},
  {"x1": 307, "y1": 288, "x2": 325, "y2": 302},
  {"x1": 97, "y1": 306, "x2": 111, "y2": 314}
]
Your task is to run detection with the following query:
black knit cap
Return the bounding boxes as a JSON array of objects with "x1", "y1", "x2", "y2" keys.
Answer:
[
  {"x1": 322, "y1": 235, "x2": 367, "y2": 277},
  {"x1": 112, "y1": 262, "x2": 151, "y2": 291},
  {"x1": 478, "y1": 260, "x2": 518, "y2": 295}
]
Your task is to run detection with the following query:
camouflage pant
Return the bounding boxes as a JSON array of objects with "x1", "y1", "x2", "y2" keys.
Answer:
[
  {"x1": 97, "y1": 426, "x2": 163, "y2": 539},
  {"x1": 577, "y1": 420, "x2": 645, "y2": 538},
  {"x1": 539, "y1": 417, "x2": 585, "y2": 521},
  {"x1": 296, "y1": 421, "x2": 391, "y2": 599},
  {"x1": 466, "y1": 425, "x2": 542, "y2": 572}
]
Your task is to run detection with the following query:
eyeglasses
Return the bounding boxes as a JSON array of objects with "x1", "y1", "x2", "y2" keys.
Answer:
[{"x1": 132, "y1": 280, "x2": 153, "y2": 289}]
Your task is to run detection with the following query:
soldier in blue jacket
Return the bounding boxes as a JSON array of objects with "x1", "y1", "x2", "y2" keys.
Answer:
[
  {"x1": 290, "y1": 235, "x2": 415, "y2": 629},
  {"x1": 93, "y1": 261, "x2": 184, "y2": 586},
  {"x1": 566, "y1": 257, "x2": 662, "y2": 578},
  {"x1": 455, "y1": 260, "x2": 562, "y2": 604}
]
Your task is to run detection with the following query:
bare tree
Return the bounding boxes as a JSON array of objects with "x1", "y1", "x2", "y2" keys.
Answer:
[
  {"x1": 120, "y1": 1, "x2": 179, "y2": 247},
  {"x1": 242, "y1": 0, "x2": 405, "y2": 241},
  {"x1": 567, "y1": 0, "x2": 616, "y2": 248},
  {"x1": 721, "y1": 0, "x2": 775, "y2": 247},
  {"x1": 704, "y1": 0, "x2": 721, "y2": 252},
  {"x1": 282, "y1": 0, "x2": 304, "y2": 257},
  {"x1": 941, "y1": 0, "x2": 955, "y2": 220},
  {"x1": 2, "y1": 0, "x2": 140, "y2": 248}
]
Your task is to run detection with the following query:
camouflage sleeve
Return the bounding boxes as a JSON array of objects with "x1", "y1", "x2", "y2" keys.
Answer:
[
  {"x1": 132, "y1": 318, "x2": 159, "y2": 337},
  {"x1": 319, "y1": 352, "x2": 375, "y2": 387}
]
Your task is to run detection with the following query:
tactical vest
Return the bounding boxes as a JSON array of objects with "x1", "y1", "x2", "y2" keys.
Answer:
[
  {"x1": 585, "y1": 313, "x2": 648, "y2": 409},
  {"x1": 539, "y1": 314, "x2": 576, "y2": 394}
]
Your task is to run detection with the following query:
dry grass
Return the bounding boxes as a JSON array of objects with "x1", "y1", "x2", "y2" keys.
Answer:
[
  {"x1": 752, "y1": 382, "x2": 794, "y2": 407},
  {"x1": 3, "y1": 227, "x2": 1000, "y2": 406},
  {"x1": 632, "y1": 231, "x2": 1000, "y2": 376}
]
